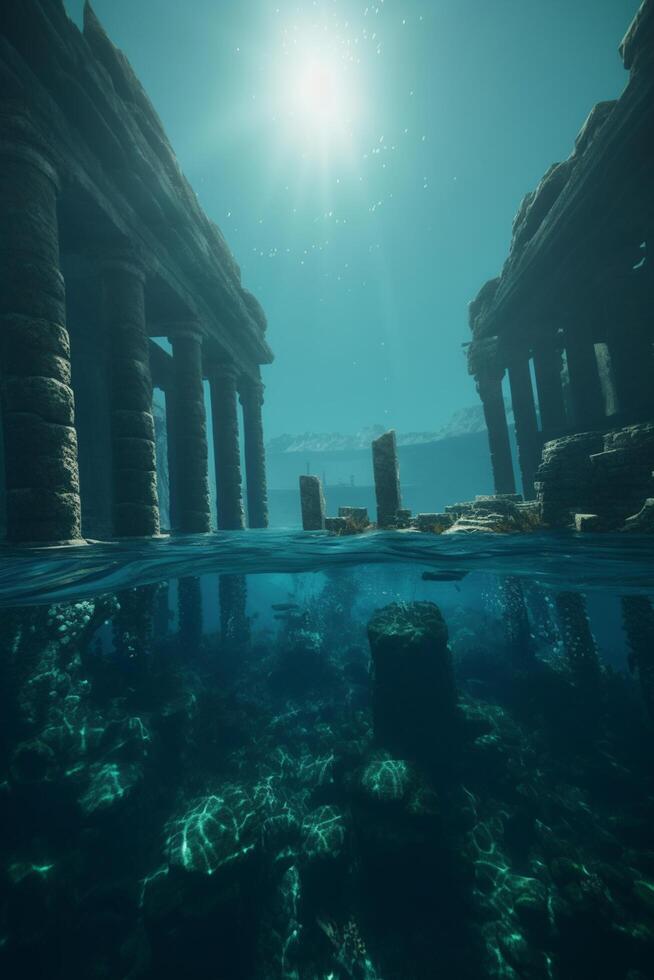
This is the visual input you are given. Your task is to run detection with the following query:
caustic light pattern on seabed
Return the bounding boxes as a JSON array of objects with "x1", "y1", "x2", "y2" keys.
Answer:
[{"x1": 1, "y1": 557, "x2": 654, "y2": 980}]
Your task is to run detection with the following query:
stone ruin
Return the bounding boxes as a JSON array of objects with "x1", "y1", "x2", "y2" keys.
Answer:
[
  {"x1": 466, "y1": 1, "x2": 654, "y2": 533},
  {"x1": 0, "y1": 1, "x2": 272, "y2": 545}
]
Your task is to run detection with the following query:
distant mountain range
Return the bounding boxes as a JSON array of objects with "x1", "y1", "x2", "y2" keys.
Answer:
[{"x1": 266, "y1": 404, "x2": 514, "y2": 454}]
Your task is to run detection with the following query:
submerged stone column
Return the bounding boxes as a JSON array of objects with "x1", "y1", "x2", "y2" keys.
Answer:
[
  {"x1": 621, "y1": 595, "x2": 654, "y2": 722},
  {"x1": 372, "y1": 430, "x2": 402, "y2": 527},
  {"x1": 507, "y1": 354, "x2": 542, "y2": 499},
  {"x1": 533, "y1": 338, "x2": 567, "y2": 438},
  {"x1": 554, "y1": 591, "x2": 601, "y2": 693},
  {"x1": 0, "y1": 113, "x2": 81, "y2": 542},
  {"x1": 168, "y1": 325, "x2": 211, "y2": 533},
  {"x1": 239, "y1": 373, "x2": 269, "y2": 528},
  {"x1": 101, "y1": 252, "x2": 159, "y2": 537},
  {"x1": 367, "y1": 602, "x2": 458, "y2": 769},
  {"x1": 564, "y1": 320, "x2": 605, "y2": 429},
  {"x1": 476, "y1": 369, "x2": 516, "y2": 496},
  {"x1": 208, "y1": 362, "x2": 245, "y2": 530}
]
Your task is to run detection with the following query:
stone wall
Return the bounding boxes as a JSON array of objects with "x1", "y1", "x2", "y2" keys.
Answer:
[{"x1": 536, "y1": 422, "x2": 654, "y2": 529}]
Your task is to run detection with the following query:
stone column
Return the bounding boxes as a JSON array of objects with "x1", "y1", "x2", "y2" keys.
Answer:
[
  {"x1": 101, "y1": 252, "x2": 159, "y2": 537},
  {"x1": 533, "y1": 339, "x2": 567, "y2": 438},
  {"x1": 0, "y1": 117, "x2": 81, "y2": 542},
  {"x1": 168, "y1": 326, "x2": 211, "y2": 533},
  {"x1": 300, "y1": 475, "x2": 326, "y2": 530},
  {"x1": 507, "y1": 354, "x2": 542, "y2": 500},
  {"x1": 208, "y1": 362, "x2": 245, "y2": 530},
  {"x1": 372, "y1": 430, "x2": 402, "y2": 527},
  {"x1": 564, "y1": 320, "x2": 605, "y2": 429},
  {"x1": 239, "y1": 373, "x2": 269, "y2": 528},
  {"x1": 476, "y1": 369, "x2": 516, "y2": 496}
]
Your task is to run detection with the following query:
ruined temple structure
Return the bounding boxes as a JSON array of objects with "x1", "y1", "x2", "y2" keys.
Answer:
[
  {"x1": 467, "y1": 1, "x2": 654, "y2": 529},
  {"x1": 0, "y1": 0, "x2": 272, "y2": 544}
]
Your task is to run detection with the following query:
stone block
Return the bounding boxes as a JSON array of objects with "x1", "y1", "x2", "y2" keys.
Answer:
[
  {"x1": 325, "y1": 516, "x2": 348, "y2": 533},
  {"x1": 574, "y1": 513, "x2": 600, "y2": 532}
]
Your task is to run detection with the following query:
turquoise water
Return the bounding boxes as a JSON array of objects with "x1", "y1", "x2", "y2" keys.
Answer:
[{"x1": 1, "y1": 532, "x2": 654, "y2": 978}]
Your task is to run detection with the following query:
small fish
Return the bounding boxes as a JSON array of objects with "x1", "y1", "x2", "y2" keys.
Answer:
[
  {"x1": 422, "y1": 570, "x2": 468, "y2": 583},
  {"x1": 271, "y1": 602, "x2": 299, "y2": 611}
]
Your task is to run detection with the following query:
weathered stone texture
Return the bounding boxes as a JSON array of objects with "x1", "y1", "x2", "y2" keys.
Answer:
[
  {"x1": 0, "y1": 124, "x2": 81, "y2": 542},
  {"x1": 372, "y1": 430, "x2": 402, "y2": 527},
  {"x1": 169, "y1": 331, "x2": 211, "y2": 534},
  {"x1": 536, "y1": 423, "x2": 654, "y2": 529},
  {"x1": 209, "y1": 364, "x2": 245, "y2": 531},
  {"x1": 299, "y1": 475, "x2": 326, "y2": 531},
  {"x1": 367, "y1": 602, "x2": 458, "y2": 768},
  {"x1": 240, "y1": 378, "x2": 269, "y2": 529},
  {"x1": 102, "y1": 257, "x2": 159, "y2": 537}
]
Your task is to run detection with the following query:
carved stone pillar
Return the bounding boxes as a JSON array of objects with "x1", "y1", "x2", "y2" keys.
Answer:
[
  {"x1": 208, "y1": 362, "x2": 244, "y2": 530},
  {"x1": 507, "y1": 354, "x2": 542, "y2": 500},
  {"x1": 0, "y1": 117, "x2": 82, "y2": 542},
  {"x1": 564, "y1": 319, "x2": 605, "y2": 429},
  {"x1": 533, "y1": 338, "x2": 567, "y2": 438},
  {"x1": 168, "y1": 326, "x2": 211, "y2": 533},
  {"x1": 476, "y1": 369, "x2": 516, "y2": 496},
  {"x1": 239, "y1": 373, "x2": 269, "y2": 528},
  {"x1": 101, "y1": 252, "x2": 159, "y2": 537}
]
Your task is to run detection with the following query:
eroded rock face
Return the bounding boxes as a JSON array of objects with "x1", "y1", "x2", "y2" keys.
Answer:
[{"x1": 367, "y1": 602, "x2": 458, "y2": 768}]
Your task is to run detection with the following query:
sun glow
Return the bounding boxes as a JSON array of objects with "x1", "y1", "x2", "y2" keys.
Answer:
[{"x1": 276, "y1": 32, "x2": 363, "y2": 157}]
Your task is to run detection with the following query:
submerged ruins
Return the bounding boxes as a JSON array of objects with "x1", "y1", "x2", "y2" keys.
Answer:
[
  {"x1": 467, "y1": 1, "x2": 654, "y2": 532},
  {"x1": 0, "y1": 0, "x2": 272, "y2": 545}
]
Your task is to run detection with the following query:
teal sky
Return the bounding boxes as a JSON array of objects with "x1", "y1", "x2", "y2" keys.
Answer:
[{"x1": 64, "y1": 0, "x2": 639, "y2": 439}]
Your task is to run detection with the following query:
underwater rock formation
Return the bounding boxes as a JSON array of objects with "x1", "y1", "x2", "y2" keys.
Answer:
[{"x1": 367, "y1": 601, "x2": 458, "y2": 769}]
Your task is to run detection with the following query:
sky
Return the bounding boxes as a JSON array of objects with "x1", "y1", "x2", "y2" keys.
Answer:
[{"x1": 64, "y1": 0, "x2": 640, "y2": 440}]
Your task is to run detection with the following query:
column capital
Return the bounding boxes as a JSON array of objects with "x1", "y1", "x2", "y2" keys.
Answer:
[
  {"x1": 100, "y1": 247, "x2": 146, "y2": 283},
  {"x1": 165, "y1": 320, "x2": 204, "y2": 343},
  {"x1": 207, "y1": 359, "x2": 239, "y2": 383},
  {"x1": 239, "y1": 375, "x2": 265, "y2": 406},
  {"x1": 0, "y1": 103, "x2": 60, "y2": 189},
  {"x1": 0, "y1": 138, "x2": 60, "y2": 191}
]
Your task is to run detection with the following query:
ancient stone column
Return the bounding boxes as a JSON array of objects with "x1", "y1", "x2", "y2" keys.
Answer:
[
  {"x1": 208, "y1": 362, "x2": 245, "y2": 530},
  {"x1": 507, "y1": 354, "x2": 542, "y2": 499},
  {"x1": 0, "y1": 115, "x2": 81, "y2": 542},
  {"x1": 621, "y1": 595, "x2": 654, "y2": 722},
  {"x1": 178, "y1": 576, "x2": 203, "y2": 651},
  {"x1": 554, "y1": 591, "x2": 601, "y2": 693},
  {"x1": 476, "y1": 370, "x2": 516, "y2": 496},
  {"x1": 564, "y1": 321, "x2": 605, "y2": 429},
  {"x1": 168, "y1": 326, "x2": 211, "y2": 533},
  {"x1": 367, "y1": 601, "x2": 458, "y2": 769},
  {"x1": 239, "y1": 374, "x2": 269, "y2": 528},
  {"x1": 533, "y1": 339, "x2": 567, "y2": 438},
  {"x1": 219, "y1": 573, "x2": 249, "y2": 648},
  {"x1": 372, "y1": 430, "x2": 402, "y2": 527},
  {"x1": 299, "y1": 475, "x2": 326, "y2": 530},
  {"x1": 101, "y1": 252, "x2": 159, "y2": 537}
]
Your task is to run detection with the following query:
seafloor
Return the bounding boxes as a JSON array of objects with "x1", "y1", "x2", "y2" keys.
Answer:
[{"x1": 1, "y1": 531, "x2": 653, "y2": 979}]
